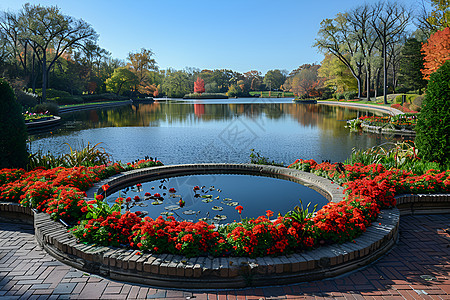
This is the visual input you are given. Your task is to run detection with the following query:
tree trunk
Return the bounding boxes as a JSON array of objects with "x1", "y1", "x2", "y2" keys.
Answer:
[
  {"x1": 31, "y1": 52, "x2": 36, "y2": 93},
  {"x1": 366, "y1": 65, "x2": 371, "y2": 101},
  {"x1": 42, "y1": 51, "x2": 47, "y2": 103},
  {"x1": 383, "y1": 40, "x2": 388, "y2": 104}
]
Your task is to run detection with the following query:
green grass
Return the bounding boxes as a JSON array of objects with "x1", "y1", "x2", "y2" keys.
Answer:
[{"x1": 60, "y1": 100, "x2": 130, "y2": 108}]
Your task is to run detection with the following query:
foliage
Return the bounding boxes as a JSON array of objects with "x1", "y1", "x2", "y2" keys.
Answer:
[
  {"x1": 33, "y1": 102, "x2": 59, "y2": 115},
  {"x1": 161, "y1": 70, "x2": 192, "y2": 98},
  {"x1": 416, "y1": 60, "x2": 450, "y2": 165},
  {"x1": 318, "y1": 53, "x2": 357, "y2": 93},
  {"x1": 193, "y1": 77, "x2": 205, "y2": 94},
  {"x1": 421, "y1": 27, "x2": 450, "y2": 80},
  {"x1": 0, "y1": 79, "x2": 28, "y2": 169},
  {"x1": 285, "y1": 64, "x2": 324, "y2": 99},
  {"x1": 226, "y1": 84, "x2": 242, "y2": 97},
  {"x1": 398, "y1": 38, "x2": 427, "y2": 93},
  {"x1": 28, "y1": 142, "x2": 111, "y2": 169},
  {"x1": 105, "y1": 67, "x2": 138, "y2": 95},
  {"x1": 263, "y1": 69, "x2": 286, "y2": 90},
  {"x1": 426, "y1": 0, "x2": 450, "y2": 31},
  {"x1": 249, "y1": 149, "x2": 284, "y2": 166},
  {"x1": 127, "y1": 48, "x2": 158, "y2": 96}
]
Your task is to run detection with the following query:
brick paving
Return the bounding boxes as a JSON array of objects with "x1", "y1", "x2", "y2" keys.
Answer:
[{"x1": 1, "y1": 214, "x2": 450, "y2": 299}]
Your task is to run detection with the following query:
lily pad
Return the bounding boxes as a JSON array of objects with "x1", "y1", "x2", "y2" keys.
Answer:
[
  {"x1": 222, "y1": 198, "x2": 232, "y2": 202},
  {"x1": 160, "y1": 211, "x2": 174, "y2": 216},
  {"x1": 214, "y1": 215, "x2": 227, "y2": 221},
  {"x1": 222, "y1": 201, "x2": 238, "y2": 207},
  {"x1": 182, "y1": 210, "x2": 197, "y2": 215},
  {"x1": 212, "y1": 206, "x2": 223, "y2": 211},
  {"x1": 202, "y1": 199, "x2": 213, "y2": 203},
  {"x1": 201, "y1": 195, "x2": 213, "y2": 199},
  {"x1": 214, "y1": 196, "x2": 220, "y2": 200},
  {"x1": 151, "y1": 200, "x2": 163, "y2": 205},
  {"x1": 136, "y1": 203, "x2": 148, "y2": 207},
  {"x1": 165, "y1": 205, "x2": 180, "y2": 211},
  {"x1": 169, "y1": 194, "x2": 182, "y2": 198}
]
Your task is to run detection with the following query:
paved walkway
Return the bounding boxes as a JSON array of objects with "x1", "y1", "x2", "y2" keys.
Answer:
[{"x1": 1, "y1": 214, "x2": 450, "y2": 299}]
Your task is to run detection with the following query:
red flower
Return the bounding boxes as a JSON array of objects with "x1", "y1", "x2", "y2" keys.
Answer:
[
  {"x1": 134, "y1": 195, "x2": 140, "y2": 201},
  {"x1": 235, "y1": 205, "x2": 243, "y2": 214},
  {"x1": 266, "y1": 210, "x2": 274, "y2": 218},
  {"x1": 169, "y1": 187, "x2": 176, "y2": 193},
  {"x1": 179, "y1": 199, "x2": 185, "y2": 207},
  {"x1": 154, "y1": 193, "x2": 161, "y2": 198},
  {"x1": 144, "y1": 192, "x2": 151, "y2": 197},
  {"x1": 126, "y1": 197, "x2": 132, "y2": 203},
  {"x1": 136, "y1": 183, "x2": 142, "y2": 187},
  {"x1": 95, "y1": 194, "x2": 104, "y2": 201},
  {"x1": 101, "y1": 184, "x2": 110, "y2": 191},
  {"x1": 193, "y1": 186, "x2": 200, "y2": 191}
]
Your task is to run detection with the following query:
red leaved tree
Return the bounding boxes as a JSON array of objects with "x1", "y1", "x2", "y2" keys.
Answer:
[
  {"x1": 421, "y1": 27, "x2": 450, "y2": 80},
  {"x1": 194, "y1": 77, "x2": 205, "y2": 94}
]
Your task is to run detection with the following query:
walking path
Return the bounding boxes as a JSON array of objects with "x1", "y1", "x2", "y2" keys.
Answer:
[
  {"x1": 318, "y1": 101, "x2": 404, "y2": 116},
  {"x1": 1, "y1": 213, "x2": 450, "y2": 299}
]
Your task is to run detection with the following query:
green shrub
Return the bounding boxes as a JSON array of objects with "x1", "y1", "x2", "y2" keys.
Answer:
[
  {"x1": 394, "y1": 95, "x2": 404, "y2": 104},
  {"x1": 81, "y1": 93, "x2": 127, "y2": 102},
  {"x1": 52, "y1": 96, "x2": 83, "y2": 105},
  {"x1": 333, "y1": 92, "x2": 345, "y2": 100},
  {"x1": 32, "y1": 88, "x2": 72, "y2": 99},
  {"x1": 0, "y1": 78, "x2": 28, "y2": 168},
  {"x1": 15, "y1": 90, "x2": 38, "y2": 108},
  {"x1": 415, "y1": 61, "x2": 450, "y2": 165},
  {"x1": 413, "y1": 94, "x2": 425, "y2": 107},
  {"x1": 344, "y1": 91, "x2": 358, "y2": 100},
  {"x1": 33, "y1": 102, "x2": 59, "y2": 115}
]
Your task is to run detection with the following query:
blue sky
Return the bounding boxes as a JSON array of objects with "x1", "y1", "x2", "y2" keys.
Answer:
[{"x1": 0, "y1": 0, "x2": 427, "y2": 74}]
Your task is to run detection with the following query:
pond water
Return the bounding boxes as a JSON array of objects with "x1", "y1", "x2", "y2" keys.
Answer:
[
  {"x1": 105, "y1": 173, "x2": 328, "y2": 223},
  {"x1": 29, "y1": 98, "x2": 401, "y2": 165}
]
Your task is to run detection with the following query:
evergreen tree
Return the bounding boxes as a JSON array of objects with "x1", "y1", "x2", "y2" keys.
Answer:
[
  {"x1": 398, "y1": 38, "x2": 427, "y2": 93},
  {"x1": 0, "y1": 78, "x2": 28, "y2": 168},
  {"x1": 415, "y1": 61, "x2": 450, "y2": 165}
]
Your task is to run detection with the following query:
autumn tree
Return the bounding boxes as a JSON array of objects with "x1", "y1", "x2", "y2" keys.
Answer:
[
  {"x1": 18, "y1": 3, "x2": 97, "y2": 101},
  {"x1": 421, "y1": 27, "x2": 450, "y2": 79},
  {"x1": 105, "y1": 67, "x2": 138, "y2": 95},
  {"x1": 287, "y1": 64, "x2": 323, "y2": 98},
  {"x1": 318, "y1": 53, "x2": 358, "y2": 92},
  {"x1": 127, "y1": 48, "x2": 158, "y2": 96},
  {"x1": 194, "y1": 77, "x2": 205, "y2": 94}
]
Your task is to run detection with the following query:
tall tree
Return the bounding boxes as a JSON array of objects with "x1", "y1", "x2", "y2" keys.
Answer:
[
  {"x1": 421, "y1": 27, "x2": 450, "y2": 79},
  {"x1": 348, "y1": 4, "x2": 380, "y2": 101},
  {"x1": 18, "y1": 3, "x2": 97, "y2": 101},
  {"x1": 370, "y1": 1, "x2": 411, "y2": 103},
  {"x1": 398, "y1": 38, "x2": 427, "y2": 93},
  {"x1": 127, "y1": 48, "x2": 158, "y2": 95},
  {"x1": 263, "y1": 69, "x2": 286, "y2": 90},
  {"x1": 314, "y1": 13, "x2": 365, "y2": 98},
  {"x1": 162, "y1": 70, "x2": 191, "y2": 98}
]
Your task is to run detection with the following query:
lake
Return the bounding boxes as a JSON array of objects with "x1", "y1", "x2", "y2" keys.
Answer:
[{"x1": 29, "y1": 98, "x2": 400, "y2": 165}]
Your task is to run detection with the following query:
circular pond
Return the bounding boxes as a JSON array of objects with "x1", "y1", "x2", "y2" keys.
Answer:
[{"x1": 105, "y1": 173, "x2": 328, "y2": 223}]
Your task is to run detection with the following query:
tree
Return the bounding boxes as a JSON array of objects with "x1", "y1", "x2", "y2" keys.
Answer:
[
  {"x1": 263, "y1": 69, "x2": 286, "y2": 90},
  {"x1": 287, "y1": 65, "x2": 323, "y2": 98},
  {"x1": 105, "y1": 67, "x2": 138, "y2": 95},
  {"x1": 194, "y1": 77, "x2": 205, "y2": 94},
  {"x1": 398, "y1": 38, "x2": 427, "y2": 93},
  {"x1": 421, "y1": 27, "x2": 450, "y2": 80},
  {"x1": 314, "y1": 13, "x2": 364, "y2": 98},
  {"x1": 127, "y1": 48, "x2": 158, "y2": 95},
  {"x1": 418, "y1": 0, "x2": 450, "y2": 32},
  {"x1": 0, "y1": 78, "x2": 28, "y2": 168},
  {"x1": 415, "y1": 60, "x2": 450, "y2": 165},
  {"x1": 161, "y1": 70, "x2": 191, "y2": 98},
  {"x1": 318, "y1": 53, "x2": 358, "y2": 92},
  {"x1": 370, "y1": 1, "x2": 411, "y2": 103},
  {"x1": 18, "y1": 3, "x2": 97, "y2": 101}
]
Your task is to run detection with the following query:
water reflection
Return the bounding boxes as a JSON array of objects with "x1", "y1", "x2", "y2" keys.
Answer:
[{"x1": 30, "y1": 99, "x2": 403, "y2": 165}]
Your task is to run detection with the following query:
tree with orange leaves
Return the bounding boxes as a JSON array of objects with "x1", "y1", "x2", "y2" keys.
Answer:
[
  {"x1": 194, "y1": 77, "x2": 205, "y2": 94},
  {"x1": 421, "y1": 27, "x2": 450, "y2": 79}
]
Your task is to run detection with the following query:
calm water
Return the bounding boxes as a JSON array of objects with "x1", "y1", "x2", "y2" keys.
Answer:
[
  {"x1": 30, "y1": 98, "x2": 399, "y2": 165},
  {"x1": 106, "y1": 174, "x2": 328, "y2": 223}
]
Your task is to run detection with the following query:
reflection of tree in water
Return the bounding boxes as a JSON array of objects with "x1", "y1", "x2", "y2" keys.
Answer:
[{"x1": 50, "y1": 102, "x2": 386, "y2": 137}]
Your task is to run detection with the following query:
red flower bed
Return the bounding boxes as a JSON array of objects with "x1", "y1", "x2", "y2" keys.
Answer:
[{"x1": 2, "y1": 157, "x2": 449, "y2": 258}]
